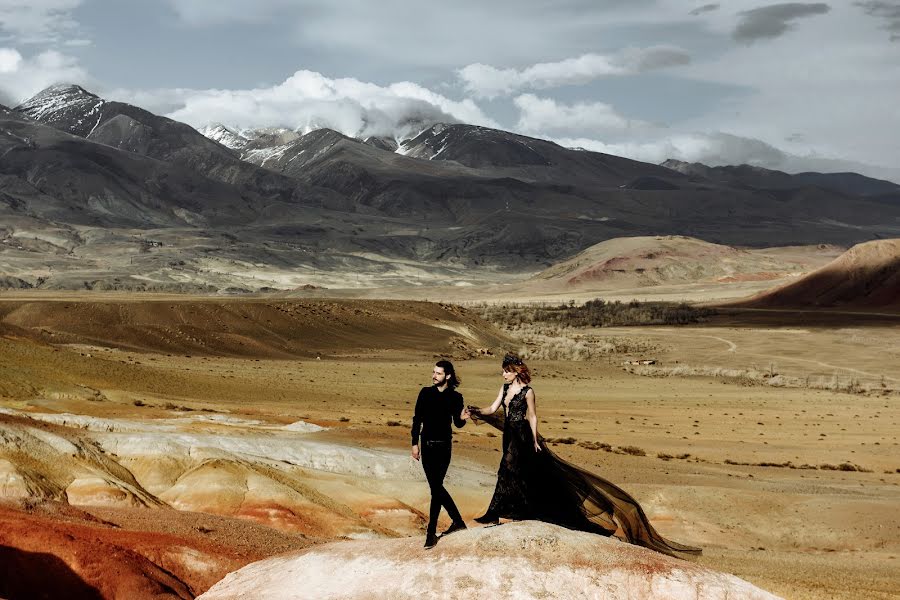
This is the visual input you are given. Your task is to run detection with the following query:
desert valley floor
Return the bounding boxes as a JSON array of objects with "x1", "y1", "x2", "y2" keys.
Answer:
[{"x1": 0, "y1": 294, "x2": 897, "y2": 599}]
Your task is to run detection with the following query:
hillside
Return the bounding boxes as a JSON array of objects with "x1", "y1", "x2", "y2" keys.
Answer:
[
  {"x1": 730, "y1": 239, "x2": 900, "y2": 310},
  {"x1": 531, "y1": 236, "x2": 841, "y2": 290}
]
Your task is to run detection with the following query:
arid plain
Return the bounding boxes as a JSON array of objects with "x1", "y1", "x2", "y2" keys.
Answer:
[{"x1": 1, "y1": 240, "x2": 898, "y2": 599}]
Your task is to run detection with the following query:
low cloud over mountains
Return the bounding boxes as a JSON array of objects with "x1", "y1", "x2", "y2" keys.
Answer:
[{"x1": 1, "y1": 83, "x2": 897, "y2": 291}]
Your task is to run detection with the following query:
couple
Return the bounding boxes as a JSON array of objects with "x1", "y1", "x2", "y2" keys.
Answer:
[{"x1": 411, "y1": 354, "x2": 701, "y2": 557}]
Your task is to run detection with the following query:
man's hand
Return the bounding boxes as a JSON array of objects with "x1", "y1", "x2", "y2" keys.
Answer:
[{"x1": 411, "y1": 444, "x2": 420, "y2": 461}]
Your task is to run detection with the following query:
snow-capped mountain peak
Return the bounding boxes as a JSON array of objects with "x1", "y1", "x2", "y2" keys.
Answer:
[
  {"x1": 16, "y1": 84, "x2": 100, "y2": 115},
  {"x1": 15, "y1": 83, "x2": 106, "y2": 137},
  {"x1": 198, "y1": 123, "x2": 251, "y2": 151}
]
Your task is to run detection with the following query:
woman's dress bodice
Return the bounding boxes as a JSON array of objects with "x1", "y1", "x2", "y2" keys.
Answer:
[{"x1": 502, "y1": 384, "x2": 529, "y2": 424}]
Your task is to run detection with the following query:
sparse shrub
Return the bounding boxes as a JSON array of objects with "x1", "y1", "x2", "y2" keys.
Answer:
[
  {"x1": 386, "y1": 420, "x2": 402, "y2": 427},
  {"x1": 819, "y1": 463, "x2": 868, "y2": 471},
  {"x1": 625, "y1": 363, "x2": 892, "y2": 396},
  {"x1": 618, "y1": 445, "x2": 646, "y2": 456},
  {"x1": 338, "y1": 416, "x2": 350, "y2": 422},
  {"x1": 133, "y1": 399, "x2": 146, "y2": 407},
  {"x1": 545, "y1": 437, "x2": 577, "y2": 444},
  {"x1": 578, "y1": 441, "x2": 612, "y2": 451},
  {"x1": 657, "y1": 453, "x2": 674, "y2": 460}
]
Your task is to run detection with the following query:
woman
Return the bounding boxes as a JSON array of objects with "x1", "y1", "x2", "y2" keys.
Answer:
[{"x1": 463, "y1": 353, "x2": 700, "y2": 559}]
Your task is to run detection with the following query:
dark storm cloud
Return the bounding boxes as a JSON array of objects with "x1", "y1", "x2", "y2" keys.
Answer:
[
  {"x1": 733, "y1": 3, "x2": 831, "y2": 43},
  {"x1": 855, "y1": 1, "x2": 900, "y2": 41},
  {"x1": 689, "y1": 4, "x2": 720, "y2": 16}
]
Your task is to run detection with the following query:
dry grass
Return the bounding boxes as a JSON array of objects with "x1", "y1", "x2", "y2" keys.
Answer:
[
  {"x1": 624, "y1": 364, "x2": 896, "y2": 396},
  {"x1": 473, "y1": 299, "x2": 714, "y2": 361},
  {"x1": 487, "y1": 323, "x2": 660, "y2": 362}
]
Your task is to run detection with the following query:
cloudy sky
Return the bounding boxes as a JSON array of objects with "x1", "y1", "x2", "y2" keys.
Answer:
[{"x1": 1, "y1": 0, "x2": 899, "y2": 180}]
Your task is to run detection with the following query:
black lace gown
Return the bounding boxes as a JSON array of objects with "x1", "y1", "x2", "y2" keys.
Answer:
[{"x1": 472, "y1": 384, "x2": 701, "y2": 559}]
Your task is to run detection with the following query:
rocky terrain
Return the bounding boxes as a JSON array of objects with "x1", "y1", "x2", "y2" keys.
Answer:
[
  {"x1": 0, "y1": 499, "x2": 307, "y2": 600},
  {"x1": 0, "y1": 297, "x2": 896, "y2": 598},
  {"x1": 199, "y1": 521, "x2": 780, "y2": 600}
]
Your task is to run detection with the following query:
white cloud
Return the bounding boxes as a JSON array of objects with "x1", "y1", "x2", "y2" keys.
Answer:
[
  {"x1": 0, "y1": 47, "x2": 90, "y2": 105},
  {"x1": 557, "y1": 132, "x2": 785, "y2": 165},
  {"x1": 0, "y1": 47, "x2": 22, "y2": 73},
  {"x1": 111, "y1": 70, "x2": 499, "y2": 139},
  {"x1": 554, "y1": 131, "x2": 900, "y2": 182},
  {"x1": 0, "y1": 0, "x2": 83, "y2": 43},
  {"x1": 514, "y1": 93, "x2": 650, "y2": 136},
  {"x1": 458, "y1": 46, "x2": 691, "y2": 99}
]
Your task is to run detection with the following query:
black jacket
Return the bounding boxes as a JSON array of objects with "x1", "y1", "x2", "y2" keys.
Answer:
[{"x1": 411, "y1": 385, "x2": 465, "y2": 445}]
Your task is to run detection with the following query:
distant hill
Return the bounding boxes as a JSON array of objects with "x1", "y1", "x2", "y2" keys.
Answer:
[
  {"x1": 730, "y1": 239, "x2": 900, "y2": 310},
  {"x1": 531, "y1": 236, "x2": 838, "y2": 290},
  {"x1": 661, "y1": 159, "x2": 900, "y2": 197}
]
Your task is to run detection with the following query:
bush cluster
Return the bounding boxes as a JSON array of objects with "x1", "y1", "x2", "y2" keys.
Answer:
[{"x1": 478, "y1": 299, "x2": 716, "y2": 328}]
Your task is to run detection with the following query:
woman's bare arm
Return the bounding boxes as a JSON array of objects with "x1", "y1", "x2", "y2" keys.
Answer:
[
  {"x1": 463, "y1": 386, "x2": 505, "y2": 419},
  {"x1": 525, "y1": 388, "x2": 541, "y2": 452}
]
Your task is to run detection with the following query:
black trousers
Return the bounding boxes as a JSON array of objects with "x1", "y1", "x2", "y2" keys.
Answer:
[{"x1": 421, "y1": 440, "x2": 462, "y2": 535}]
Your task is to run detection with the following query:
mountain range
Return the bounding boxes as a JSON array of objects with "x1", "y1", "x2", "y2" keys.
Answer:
[{"x1": 1, "y1": 84, "x2": 897, "y2": 291}]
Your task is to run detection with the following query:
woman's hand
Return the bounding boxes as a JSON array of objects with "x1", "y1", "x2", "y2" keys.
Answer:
[
  {"x1": 533, "y1": 440, "x2": 541, "y2": 453},
  {"x1": 461, "y1": 407, "x2": 471, "y2": 421}
]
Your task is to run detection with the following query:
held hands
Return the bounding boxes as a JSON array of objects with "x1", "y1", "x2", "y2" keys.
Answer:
[
  {"x1": 411, "y1": 444, "x2": 420, "y2": 461},
  {"x1": 464, "y1": 405, "x2": 481, "y2": 421},
  {"x1": 461, "y1": 407, "x2": 472, "y2": 421}
]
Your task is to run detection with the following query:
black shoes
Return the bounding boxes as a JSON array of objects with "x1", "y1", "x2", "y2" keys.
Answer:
[
  {"x1": 425, "y1": 520, "x2": 466, "y2": 547},
  {"x1": 441, "y1": 520, "x2": 467, "y2": 536},
  {"x1": 473, "y1": 513, "x2": 499, "y2": 525}
]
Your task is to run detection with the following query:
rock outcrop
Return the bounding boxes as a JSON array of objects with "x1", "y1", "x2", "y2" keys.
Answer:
[{"x1": 199, "y1": 521, "x2": 780, "y2": 600}]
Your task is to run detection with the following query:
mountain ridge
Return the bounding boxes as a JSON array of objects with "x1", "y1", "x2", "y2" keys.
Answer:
[{"x1": 3, "y1": 83, "x2": 898, "y2": 292}]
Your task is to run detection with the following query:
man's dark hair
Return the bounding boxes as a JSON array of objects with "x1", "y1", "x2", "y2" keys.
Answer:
[{"x1": 435, "y1": 359, "x2": 460, "y2": 388}]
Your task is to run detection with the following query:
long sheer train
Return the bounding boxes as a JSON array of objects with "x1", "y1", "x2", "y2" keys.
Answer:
[{"x1": 470, "y1": 399, "x2": 701, "y2": 558}]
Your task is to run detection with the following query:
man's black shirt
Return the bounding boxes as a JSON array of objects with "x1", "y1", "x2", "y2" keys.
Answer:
[{"x1": 411, "y1": 385, "x2": 465, "y2": 445}]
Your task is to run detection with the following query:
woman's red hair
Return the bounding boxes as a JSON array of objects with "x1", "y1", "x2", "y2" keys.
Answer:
[{"x1": 502, "y1": 353, "x2": 531, "y2": 384}]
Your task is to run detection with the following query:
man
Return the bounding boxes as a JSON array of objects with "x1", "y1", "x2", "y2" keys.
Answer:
[{"x1": 411, "y1": 359, "x2": 467, "y2": 548}]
